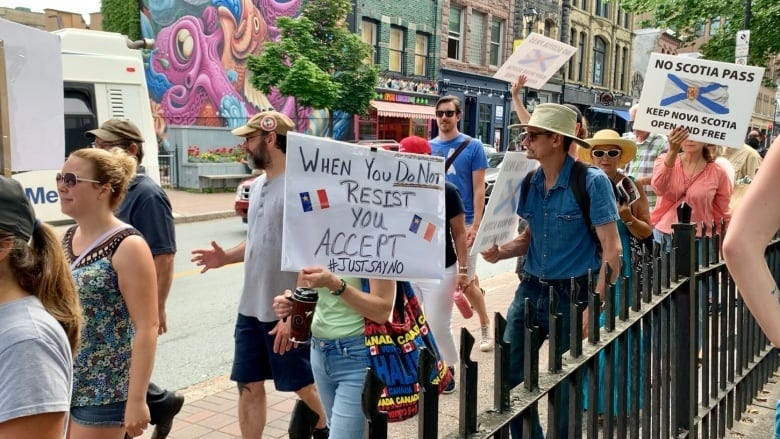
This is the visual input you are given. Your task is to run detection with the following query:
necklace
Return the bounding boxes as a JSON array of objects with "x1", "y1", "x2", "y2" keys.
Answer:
[{"x1": 680, "y1": 157, "x2": 706, "y2": 196}]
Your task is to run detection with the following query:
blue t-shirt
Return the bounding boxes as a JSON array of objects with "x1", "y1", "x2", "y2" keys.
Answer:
[
  {"x1": 517, "y1": 156, "x2": 619, "y2": 279},
  {"x1": 116, "y1": 173, "x2": 176, "y2": 255},
  {"x1": 430, "y1": 134, "x2": 488, "y2": 225}
]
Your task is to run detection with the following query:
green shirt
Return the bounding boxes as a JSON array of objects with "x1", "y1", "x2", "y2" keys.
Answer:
[{"x1": 311, "y1": 277, "x2": 365, "y2": 339}]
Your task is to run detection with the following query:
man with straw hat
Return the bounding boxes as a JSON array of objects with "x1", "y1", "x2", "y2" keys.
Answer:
[{"x1": 481, "y1": 103, "x2": 622, "y2": 438}]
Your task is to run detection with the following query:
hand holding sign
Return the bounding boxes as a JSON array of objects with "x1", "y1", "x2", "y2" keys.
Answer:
[{"x1": 494, "y1": 33, "x2": 576, "y2": 89}]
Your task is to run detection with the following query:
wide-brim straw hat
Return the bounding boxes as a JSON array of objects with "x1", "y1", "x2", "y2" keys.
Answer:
[
  {"x1": 579, "y1": 129, "x2": 637, "y2": 167},
  {"x1": 508, "y1": 103, "x2": 589, "y2": 147}
]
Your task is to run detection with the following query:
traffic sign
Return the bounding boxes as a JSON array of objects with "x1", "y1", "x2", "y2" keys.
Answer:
[{"x1": 735, "y1": 30, "x2": 750, "y2": 60}]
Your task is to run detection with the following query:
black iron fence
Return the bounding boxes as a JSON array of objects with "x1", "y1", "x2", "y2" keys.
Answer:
[{"x1": 361, "y1": 220, "x2": 780, "y2": 438}]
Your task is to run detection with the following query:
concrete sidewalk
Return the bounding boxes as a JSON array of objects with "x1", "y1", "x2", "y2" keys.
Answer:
[{"x1": 145, "y1": 189, "x2": 780, "y2": 438}]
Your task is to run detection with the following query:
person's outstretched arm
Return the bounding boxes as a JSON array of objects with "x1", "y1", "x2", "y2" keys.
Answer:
[{"x1": 723, "y1": 137, "x2": 780, "y2": 346}]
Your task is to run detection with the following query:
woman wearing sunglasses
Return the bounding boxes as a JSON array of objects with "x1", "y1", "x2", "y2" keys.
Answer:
[
  {"x1": 0, "y1": 177, "x2": 82, "y2": 438},
  {"x1": 58, "y1": 148, "x2": 159, "y2": 438},
  {"x1": 578, "y1": 129, "x2": 652, "y2": 416}
]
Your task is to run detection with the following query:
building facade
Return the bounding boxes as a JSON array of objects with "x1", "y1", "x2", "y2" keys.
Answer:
[
  {"x1": 352, "y1": 0, "x2": 442, "y2": 141},
  {"x1": 437, "y1": 0, "x2": 515, "y2": 148}
]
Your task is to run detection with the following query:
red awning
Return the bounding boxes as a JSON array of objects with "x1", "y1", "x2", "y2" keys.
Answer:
[{"x1": 370, "y1": 100, "x2": 436, "y2": 119}]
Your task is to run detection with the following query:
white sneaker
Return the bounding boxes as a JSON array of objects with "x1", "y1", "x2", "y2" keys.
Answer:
[{"x1": 479, "y1": 325, "x2": 493, "y2": 352}]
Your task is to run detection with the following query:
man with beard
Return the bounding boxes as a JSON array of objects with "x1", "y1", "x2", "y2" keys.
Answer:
[{"x1": 190, "y1": 111, "x2": 328, "y2": 438}]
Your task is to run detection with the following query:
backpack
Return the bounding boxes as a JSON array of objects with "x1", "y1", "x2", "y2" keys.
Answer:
[{"x1": 520, "y1": 161, "x2": 619, "y2": 248}]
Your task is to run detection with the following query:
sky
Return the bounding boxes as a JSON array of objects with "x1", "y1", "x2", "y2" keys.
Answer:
[{"x1": 0, "y1": 0, "x2": 101, "y2": 24}]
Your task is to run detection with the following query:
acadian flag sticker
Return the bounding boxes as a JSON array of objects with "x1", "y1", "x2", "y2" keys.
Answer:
[
  {"x1": 300, "y1": 189, "x2": 330, "y2": 212},
  {"x1": 409, "y1": 214, "x2": 436, "y2": 242},
  {"x1": 660, "y1": 74, "x2": 729, "y2": 115}
]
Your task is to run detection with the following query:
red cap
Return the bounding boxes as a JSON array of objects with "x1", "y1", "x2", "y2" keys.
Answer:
[{"x1": 399, "y1": 136, "x2": 432, "y2": 155}]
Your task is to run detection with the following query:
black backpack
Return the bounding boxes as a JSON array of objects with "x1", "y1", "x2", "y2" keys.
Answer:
[{"x1": 520, "y1": 161, "x2": 618, "y2": 247}]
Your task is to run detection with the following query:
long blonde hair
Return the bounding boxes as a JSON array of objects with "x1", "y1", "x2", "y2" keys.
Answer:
[{"x1": 3, "y1": 225, "x2": 82, "y2": 354}]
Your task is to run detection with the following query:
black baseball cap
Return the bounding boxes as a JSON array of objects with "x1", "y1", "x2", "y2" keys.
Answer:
[{"x1": 0, "y1": 176, "x2": 35, "y2": 241}]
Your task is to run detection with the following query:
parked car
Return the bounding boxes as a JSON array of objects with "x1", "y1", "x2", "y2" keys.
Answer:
[
  {"x1": 484, "y1": 153, "x2": 505, "y2": 204},
  {"x1": 234, "y1": 176, "x2": 257, "y2": 222}
]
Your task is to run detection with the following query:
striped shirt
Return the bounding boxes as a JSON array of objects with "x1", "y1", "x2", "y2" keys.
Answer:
[{"x1": 625, "y1": 132, "x2": 669, "y2": 210}]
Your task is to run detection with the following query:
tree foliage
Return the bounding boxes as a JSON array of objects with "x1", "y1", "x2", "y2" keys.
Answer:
[
  {"x1": 101, "y1": 0, "x2": 141, "y2": 41},
  {"x1": 620, "y1": 0, "x2": 780, "y2": 72},
  {"x1": 247, "y1": 0, "x2": 378, "y2": 117}
]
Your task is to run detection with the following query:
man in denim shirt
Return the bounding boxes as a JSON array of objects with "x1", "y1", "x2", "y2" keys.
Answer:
[{"x1": 482, "y1": 104, "x2": 621, "y2": 438}]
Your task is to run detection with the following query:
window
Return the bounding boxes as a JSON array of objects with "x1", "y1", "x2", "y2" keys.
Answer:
[
  {"x1": 544, "y1": 20, "x2": 552, "y2": 37},
  {"x1": 490, "y1": 19, "x2": 504, "y2": 66},
  {"x1": 448, "y1": 5, "x2": 464, "y2": 60},
  {"x1": 470, "y1": 11, "x2": 486, "y2": 65},
  {"x1": 694, "y1": 20, "x2": 705, "y2": 37},
  {"x1": 621, "y1": 47, "x2": 629, "y2": 90},
  {"x1": 568, "y1": 30, "x2": 577, "y2": 79},
  {"x1": 361, "y1": 19, "x2": 379, "y2": 64},
  {"x1": 709, "y1": 17, "x2": 721, "y2": 35},
  {"x1": 613, "y1": 45, "x2": 620, "y2": 89},
  {"x1": 593, "y1": 36, "x2": 606, "y2": 85},
  {"x1": 578, "y1": 32, "x2": 586, "y2": 81},
  {"x1": 624, "y1": 11, "x2": 630, "y2": 28},
  {"x1": 414, "y1": 33, "x2": 429, "y2": 76},
  {"x1": 580, "y1": 0, "x2": 588, "y2": 11},
  {"x1": 595, "y1": 0, "x2": 609, "y2": 18},
  {"x1": 478, "y1": 103, "x2": 492, "y2": 144},
  {"x1": 389, "y1": 27, "x2": 405, "y2": 73}
]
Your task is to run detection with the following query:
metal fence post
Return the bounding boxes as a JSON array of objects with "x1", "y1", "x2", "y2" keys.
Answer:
[
  {"x1": 671, "y1": 221, "x2": 697, "y2": 436},
  {"x1": 362, "y1": 368, "x2": 388, "y2": 439},
  {"x1": 417, "y1": 347, "x2": 439, "y2": 439},
  {"x1": 460, "y1": 328, "x2": 478, "y2": 436}
]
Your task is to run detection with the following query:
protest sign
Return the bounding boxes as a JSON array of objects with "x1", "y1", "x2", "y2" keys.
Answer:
[
  {"x1": 282, "y1": 133, "x2": 446, "y2": 280},
  {"x1": 494, "y1": 32, "x2": 576, "y2": 89},
  {"x1": 471, "y1": 152, "x2": 538, "y2": 255},
  {"x1": 634, "y1": 53, "x2": 764, "y2": 148}
]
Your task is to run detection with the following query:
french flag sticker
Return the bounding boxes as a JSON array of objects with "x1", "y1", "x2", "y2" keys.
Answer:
[
  {"x1": 409, "y1": 214, "x2": 436, "y2": 242},
  {"x1": 300, "y1": 189, "x2": 330, "y2": 212}
]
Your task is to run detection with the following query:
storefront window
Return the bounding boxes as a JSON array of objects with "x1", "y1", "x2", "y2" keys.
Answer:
[{"x1": 477, "y1": 103, "x2": 492, "y2": 144}]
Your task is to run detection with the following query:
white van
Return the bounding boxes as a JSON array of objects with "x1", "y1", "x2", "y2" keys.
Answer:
[{"x1": 10, "y1": 28, "x2": 158, "y2": 223}]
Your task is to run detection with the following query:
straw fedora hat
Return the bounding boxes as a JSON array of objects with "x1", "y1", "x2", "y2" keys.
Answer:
[
  {"x1": 579, "y1": 129, "x2": 637, "y2": 167},
  {"x1": 509, "y1": 103, "x2": 589, "y2": 147}
]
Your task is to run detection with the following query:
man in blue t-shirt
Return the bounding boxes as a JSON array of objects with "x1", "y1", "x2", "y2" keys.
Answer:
[
  {"x1": 430, "y1": 95, "x2": 493, "y2": 352},
  {"x1": 87, "y1": 118, "x2": 182, "y2": 439},
  {"x1": 482, "y1": 104, "x2": 621, "y2": 438}
]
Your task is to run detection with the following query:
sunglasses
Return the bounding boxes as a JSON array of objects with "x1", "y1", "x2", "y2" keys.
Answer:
[
  {"x1": 55, "y1": 172, "x2": 101, "y2": 188},
  {"x1": 524, "y1": 131, "x2": 554, "y2": 142},
  {"x1": 435, "y1": 110, "x2": 457, "y2": 118},
  {"x1": 91, "y1": 140, "x2": 129, "y2": 150},
  {"x1": 591, "y1": 149, "x2": 622, "y2": 158}
]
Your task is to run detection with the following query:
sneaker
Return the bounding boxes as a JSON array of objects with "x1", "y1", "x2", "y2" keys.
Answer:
[
  {"x1": 312, "y1": 426, "x2": 330, "y2": 439},
  {"x1": 442, "y1": 366, "x2": 456, "y2": 394},
  {"x1": 479, "y1": 325, "x2": 494, "y2": 352},
  {"x1": 151, "y1": 393, "x2": 185, "y2": 439}
]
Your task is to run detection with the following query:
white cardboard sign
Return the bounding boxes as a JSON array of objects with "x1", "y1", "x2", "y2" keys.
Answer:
[
  {"x1": 494, "y1": 32, "x2": 576, "y2": 89},
  {"x1": 634, "y1": 53, "x2": 764, "y2": 148},
  {"x1": 471, "y1": 152, "x2": 538, "y2": 255},
  {"x1": 281, "y1": 133, "x2": 446, "y2": 280}
]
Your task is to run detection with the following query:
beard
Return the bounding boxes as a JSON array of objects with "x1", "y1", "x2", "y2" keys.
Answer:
[{"x1": 246, "y1": 138, "x2": 270, "y2": 170}]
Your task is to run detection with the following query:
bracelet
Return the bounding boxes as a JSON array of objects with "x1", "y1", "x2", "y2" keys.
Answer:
[
  {"x1": 624, "y1": 220, "x2": 634, "y2": 226},
  {"x1": 330, "y1": 278, "x2": 347, "y2": 296},
  {"x1": 458, "y1": 265, "x2": 468, "y2": 271}
]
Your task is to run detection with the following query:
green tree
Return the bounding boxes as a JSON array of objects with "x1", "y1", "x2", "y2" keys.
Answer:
[
  {"x1": 247, "y1": 0, "x2": 378, "y2": 133},
  {"x1": 101, "y1": 0, "x2": 141, "y2": 40},
  {"x1": 620, "y1": 0, "x2": 780, "y2": 71}
]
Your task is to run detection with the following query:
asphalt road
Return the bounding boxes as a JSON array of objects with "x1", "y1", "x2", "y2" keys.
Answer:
[{"x1": 152, "y1": 217, "x2": 517, "y2": 391}]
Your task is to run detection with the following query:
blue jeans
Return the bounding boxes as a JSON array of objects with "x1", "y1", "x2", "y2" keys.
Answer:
[
  {"x1": 505, "y1": 273, "x2": 589, "y2": 438},
  {"x1": 311, "y1": 334, "x2": 369, "y2": 438}
]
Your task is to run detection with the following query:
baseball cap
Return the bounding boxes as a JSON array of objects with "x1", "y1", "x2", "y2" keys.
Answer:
[
  {"x1": 86, "y1": 117, "x2": 145, "y2": 143},
  {"x1": 399, "y1": 136, "x2": 432, "y2": 155},
  {"x1": 231, "y1": 111, "x2": 295, "y2": 137},
  {"x1": 0, "y1": 176, "x2": 36, "y2": 241}
]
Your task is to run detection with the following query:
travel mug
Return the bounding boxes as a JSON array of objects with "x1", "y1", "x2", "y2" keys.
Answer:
[{"x1": 288, "y1": 287, "x2": 318, "y2": 343}]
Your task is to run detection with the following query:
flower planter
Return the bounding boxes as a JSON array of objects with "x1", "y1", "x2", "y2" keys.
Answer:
[{"x1": 179, "y1": 161, "x2": 250, "y2": 191}]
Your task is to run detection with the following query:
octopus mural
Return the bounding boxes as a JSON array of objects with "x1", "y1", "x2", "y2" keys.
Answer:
[{"x1": 140, "y1": 0, "x2": 328, "y2": 139}]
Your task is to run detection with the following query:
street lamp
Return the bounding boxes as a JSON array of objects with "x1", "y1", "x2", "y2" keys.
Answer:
[{"x1": 524, "y1": 6, "x2": 539, "y2": 37}]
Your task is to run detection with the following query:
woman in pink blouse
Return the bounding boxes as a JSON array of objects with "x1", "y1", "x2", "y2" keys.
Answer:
[{"x1": 651, "y1": 126, "x2": 732, "y2": 251}]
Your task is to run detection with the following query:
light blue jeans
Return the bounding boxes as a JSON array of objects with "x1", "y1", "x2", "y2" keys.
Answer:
[{"x1": 311, "y1": 334, "x2": 369, "y2": 438}]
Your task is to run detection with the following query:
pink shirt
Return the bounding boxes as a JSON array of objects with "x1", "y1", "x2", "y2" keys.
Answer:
[{"x1": 651, "y1": 154, "x2": 732, "y2": 236}]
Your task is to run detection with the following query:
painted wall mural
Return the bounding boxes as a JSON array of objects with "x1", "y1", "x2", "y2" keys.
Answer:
[{"x1": 139, "y1": 0, "x2": 332, "y2": 144}]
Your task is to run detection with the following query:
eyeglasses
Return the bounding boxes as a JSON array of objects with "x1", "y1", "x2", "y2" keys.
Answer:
[
  {"x1": 591, "y1": 149, "x2": 622, "y2": 158},
  {"x1": 524, "y1": 131, "x2": 554, "y2": 142},
  {"x1": 55, "y1": 172, "x2": 101, "y2": 188},
  {"x1": 435, "y1": 110, "x2": 457, "y2": 118},
  {"x1": 91, "y1": 140, "x2": 129, "y2": 150}
]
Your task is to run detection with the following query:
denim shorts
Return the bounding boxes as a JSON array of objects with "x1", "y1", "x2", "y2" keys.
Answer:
[
  {"x1": 231, "y1": 313, "x2": 314, "y2": 391},
  {"x1": 70, "y1": 401, "x2": 125, "y2": 426}
]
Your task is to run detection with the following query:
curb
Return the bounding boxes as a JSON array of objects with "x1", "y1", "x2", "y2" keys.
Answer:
[{"x1": 172, "y1": 210, "x2": 237, "y2": 224}]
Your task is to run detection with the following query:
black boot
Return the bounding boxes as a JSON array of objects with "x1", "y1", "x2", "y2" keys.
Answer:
[
  {"x1": 146, "y1": 382, "x2": 184, "y2": 439},
  {"x1": 287, "y1": 399, "x2": 321, "y2": 439}
]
